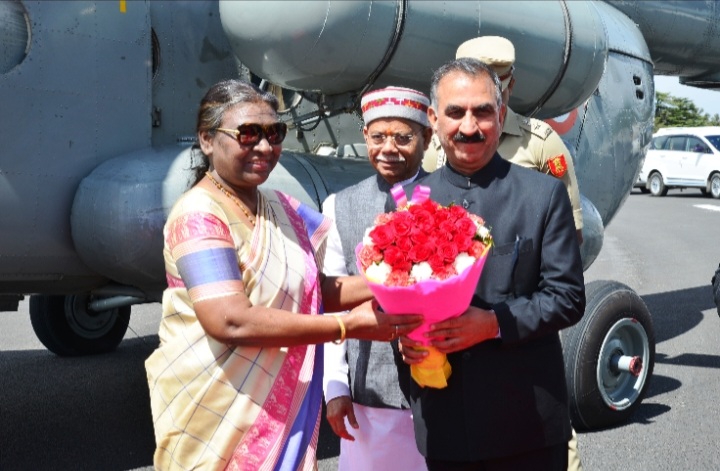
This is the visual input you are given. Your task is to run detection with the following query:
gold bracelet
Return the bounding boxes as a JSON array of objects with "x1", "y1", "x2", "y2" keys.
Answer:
[{"x1": 331, "y1": 314, "x2": 346, "y2": 345}]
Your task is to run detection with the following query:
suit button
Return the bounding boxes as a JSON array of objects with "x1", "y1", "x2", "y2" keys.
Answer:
[{"x1": 462, "y1": 352, "x2": 471, "y2": 360}]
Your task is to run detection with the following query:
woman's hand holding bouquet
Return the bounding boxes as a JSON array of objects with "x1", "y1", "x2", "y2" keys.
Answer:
[{"x1": 355, "y1": 185, "x2": 492, "y2": 388}]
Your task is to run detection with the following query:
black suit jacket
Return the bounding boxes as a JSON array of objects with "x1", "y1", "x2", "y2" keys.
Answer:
[{"x1": 396, "y1": 155, "x2": 585, "y2": 461}]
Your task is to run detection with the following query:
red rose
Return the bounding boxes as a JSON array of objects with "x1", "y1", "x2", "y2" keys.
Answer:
[
  {"x1": 431, "y1": 231, "x2": 453, "y2": 244},
  {"x1": 397, "y1": 260, "x2": 413, "y2": 273},
  {"x1": 409, "y1": 199, "x2": 437, "y2": 216},
  {"x1": 428, "y1": 253, "x2": 446, "y2": 272},
  {"x1": 455, "y1": 216, "x2": 478, "y2": 238},
  {"x1": 408, "y1": 203, "x2": 423, "y2": 216},
  {"x1": 383, "y1": 245, "x2": 411, "y2": 271},
  {"x1": 449, "y1": 205, "x2": 468, "y2": 220},
  {"x1": 410, "y1": 227, "x2": 429, "y2": 244},
  {"x1": 391, "y1": 211, "x2": 414, "y2": 237},
  {"x1": 454, "y1": 234, "x2": 473, "y2": 252},
  {"x1": 420, "y1": 199, "x2": 439, "y2": 214},
  {"x1": 409, "y1": 207, "x2": 434, "y2": 232},
  {"x1": 433, "y1": 209, "x2": 450, "y2": 225},
  {"x1": 438, "y1": 241, "x2": 459, "y2": 262},
  {"x1": 439, "y1": 219, "x2": 457, "y2": 237},
  {"x1": 408, "y1": 242, "x2": 435, "y2": 262},
  {"x1": 396, "y1": 235, "x2": 414, "y2": 253},
  {"x1": 369, "y1": 224, "x2": 396, "y2": 249}
]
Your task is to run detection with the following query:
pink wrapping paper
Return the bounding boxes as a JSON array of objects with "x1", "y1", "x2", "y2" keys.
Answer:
[{"x1": 356, "y1": 244, "x2": 489, "y2": 344}]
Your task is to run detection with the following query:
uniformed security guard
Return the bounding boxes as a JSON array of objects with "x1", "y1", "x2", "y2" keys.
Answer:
[{"x1": 423, "y1": 35, "x2": 584, "y2": 244}]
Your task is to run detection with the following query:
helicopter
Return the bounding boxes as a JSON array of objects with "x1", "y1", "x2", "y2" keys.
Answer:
[{"x1": 2, "y1": 0, "x2": 719, "y2": 431}]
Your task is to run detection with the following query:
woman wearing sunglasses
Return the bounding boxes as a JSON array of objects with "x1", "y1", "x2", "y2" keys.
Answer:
[{"x1": 145, "y1": 79, "x2": 422, "y2": 470}]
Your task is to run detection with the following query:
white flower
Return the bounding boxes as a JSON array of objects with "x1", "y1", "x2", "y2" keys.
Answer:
[
  {"x1": 365, "y1": 261, "x2": 391, "y2": 284},
  {"x1": 476, "y1": 225, "x2": 490, "y2": 241},
  {"x1": 410, "y1": 261, "x2": 434, "y2": 282},
  {"x1": 454, "y1": 252, "x2": 476, "y2": 274},
  {"x1": 362, "y1": 227, "x2": 374, "y2": 247}
]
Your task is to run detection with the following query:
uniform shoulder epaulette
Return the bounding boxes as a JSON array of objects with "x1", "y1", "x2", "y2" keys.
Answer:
[
  {"x1": 516, "y1": 115, "x2": 532, "y2": 132},
  {"x1": 529, "y1": 117, "x2": 555, "y2": 140}
]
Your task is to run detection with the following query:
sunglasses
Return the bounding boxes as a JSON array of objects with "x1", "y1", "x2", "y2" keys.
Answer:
[{"x1": 216, "y1": 122, "x2": 288, "y2": 146}]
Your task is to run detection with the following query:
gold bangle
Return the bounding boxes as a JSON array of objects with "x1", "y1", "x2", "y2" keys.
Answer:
[{"x1": 331, "y1": 314, "x2": 346, "y2": 345}]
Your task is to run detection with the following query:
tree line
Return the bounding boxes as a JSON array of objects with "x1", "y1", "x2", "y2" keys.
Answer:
[{"x1": 654, "y1": 91, "x2": 720, "y2": 131}]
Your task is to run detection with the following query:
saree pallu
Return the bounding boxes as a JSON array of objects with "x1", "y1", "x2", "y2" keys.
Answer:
[{"x1": 146, "y1": 187, "x2": 330, "y2": 471}]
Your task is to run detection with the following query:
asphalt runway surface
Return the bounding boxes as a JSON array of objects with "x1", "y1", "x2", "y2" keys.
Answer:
[{"x1": 2, "y1": 188, "x2": 720, "y2": 470}]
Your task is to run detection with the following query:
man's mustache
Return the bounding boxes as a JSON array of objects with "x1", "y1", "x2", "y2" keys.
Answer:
[{"x1": 452, "y1": 132, "x2": 486, "y2": 143}]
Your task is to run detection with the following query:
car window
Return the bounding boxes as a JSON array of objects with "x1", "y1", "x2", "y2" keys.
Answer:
[
  {"x1": 667, "y1": 136, "x2": 687, "y2": 151},
  {"x1": 651, "y1": 135, "x2": 669, "y2": 150},
  {"x1": 705, "y1": 135, "x2": 720, "y2": 152},
  {"x1": 687, "y1": 137, "x2": 708, "y2": 153}
]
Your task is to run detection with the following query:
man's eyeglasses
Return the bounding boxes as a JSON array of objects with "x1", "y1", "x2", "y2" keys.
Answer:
[
  {"x1": 217, "y1": 122, "x2": 288, "y2": 146},
  {"x1": 368, "y1": 132, "x2": 416, "y2": 147}
]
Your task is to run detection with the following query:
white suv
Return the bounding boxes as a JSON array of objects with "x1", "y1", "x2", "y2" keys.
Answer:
[{"x1": 635, "y1": 126, "x2": 720, "y2": 198}]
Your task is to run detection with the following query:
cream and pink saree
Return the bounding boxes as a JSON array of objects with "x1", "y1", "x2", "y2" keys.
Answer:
[{"x1": 146, "y1": 187, "x2": 330, "y2": 470}]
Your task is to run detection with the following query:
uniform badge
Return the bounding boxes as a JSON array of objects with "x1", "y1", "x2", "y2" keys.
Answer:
[{"x1": 548, "y1": 154, "x2": 568, "y2": 178}]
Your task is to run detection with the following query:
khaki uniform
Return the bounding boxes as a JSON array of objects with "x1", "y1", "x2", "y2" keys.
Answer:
[{"x1": 423, "y1": 108, "x2": 583, "y2": 230}]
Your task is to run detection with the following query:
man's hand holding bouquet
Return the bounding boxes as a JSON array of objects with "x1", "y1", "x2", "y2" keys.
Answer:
[{"x1": 355, "y1": 184, "x2": 493, "y2": 388}]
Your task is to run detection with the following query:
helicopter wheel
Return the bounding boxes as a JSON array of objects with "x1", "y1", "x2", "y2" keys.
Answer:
[
  {"x1": 29, "y1": 294, "x2": 130, "y2": 356},
  {"x1": 562, "y1": 280, "x2": 655, "y2": 431}
]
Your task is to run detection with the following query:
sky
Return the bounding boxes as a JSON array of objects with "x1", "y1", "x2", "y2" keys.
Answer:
[{"x1": 654, "y1": 75, "x2": 720, "y2": 117}]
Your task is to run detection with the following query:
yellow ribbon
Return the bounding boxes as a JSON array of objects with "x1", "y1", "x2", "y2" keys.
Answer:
[{"x1": 410, "y1": 345, "x2": 452, "y2": 388}]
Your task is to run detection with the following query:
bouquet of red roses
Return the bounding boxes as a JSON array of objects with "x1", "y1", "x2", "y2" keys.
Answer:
[{"x1": 356, "y1": 185, "x2": 492, "y2": 388}]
